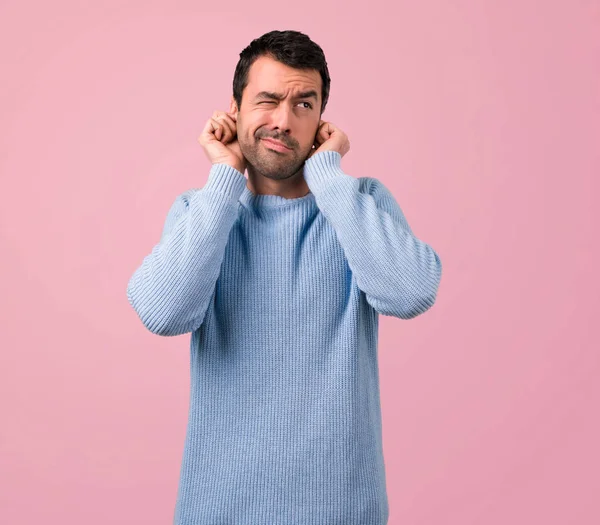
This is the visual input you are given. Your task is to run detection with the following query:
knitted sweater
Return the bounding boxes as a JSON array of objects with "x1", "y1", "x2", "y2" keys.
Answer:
[{"x1": 126, "y1": 150, "x2": 442, "y2": 525}]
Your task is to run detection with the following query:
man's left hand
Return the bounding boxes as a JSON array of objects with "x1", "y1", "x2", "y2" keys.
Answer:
[{"x1": 307, "y1": 120, "x2": 350, "y2": 159}]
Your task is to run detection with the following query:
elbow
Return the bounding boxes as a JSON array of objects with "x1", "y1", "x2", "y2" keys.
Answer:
[
  {"x1": 409, "y1": 289, "x2": 440, "y2": 318},
  {"x1": 370, "y1": 292, "x2": 438, "y2": 319},
  {"x1": 128, "y1": 302, "x2": 193, "y2": 337},
  {"x1": 404, "y1": 263, "x2": 442, "y2": 318},
  {"x1": 133, "y1": 311, "x2": 187, "y2": 337},
  {"x1": 127, "y1": 280, "x2": 195, "y2": 337},
  {"x1": 376, "y1": 247, "x2": 443, "y2": 319},
  {"x1": 406, "y1": 267, "x2": 442, "y2": 318},
  {"x1": 366, "y1": 269, "x2": 442, "y2": 320}
]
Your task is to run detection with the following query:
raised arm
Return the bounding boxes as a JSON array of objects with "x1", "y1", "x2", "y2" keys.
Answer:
[
  {"x1": 126, "y1": 163, "x2": 247, "y2": 336},
  {"x1": 303, "y1": 150, "x2": 442, "y2": 319}
]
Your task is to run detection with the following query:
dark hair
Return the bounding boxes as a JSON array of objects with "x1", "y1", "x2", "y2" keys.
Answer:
[{"x1": 232, "y1": 30, "x2": 331, "y2": 115}]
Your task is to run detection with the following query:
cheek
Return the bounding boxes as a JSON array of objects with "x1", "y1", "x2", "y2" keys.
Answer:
[
  {"x1": 238, "y1": 125, "x2": 255, "y2": 143},
  {"x1": 305, "y1": 132, "x2": 318, "y2": 148},
  {"x1": 243, "y1": 115, "x2": 264, "y2": 136}
]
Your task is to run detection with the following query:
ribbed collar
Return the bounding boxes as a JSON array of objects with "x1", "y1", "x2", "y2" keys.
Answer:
[{"x1": 239, "y1": 184, "x2": 316, "y2": 209}]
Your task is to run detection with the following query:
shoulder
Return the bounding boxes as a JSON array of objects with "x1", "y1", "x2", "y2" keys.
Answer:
[
  {"x1": 176, "y1": 188, "x2": 202, "y2": 205},
  {"x1": 160, "y1": 189, "x2": 201, "y2": 241},
  {"x1": 357, "y1": 176, "x2": 394, "y2": 199},
  {"x1": 165, "y1": 188, "x2": 202, "y2": 214}
]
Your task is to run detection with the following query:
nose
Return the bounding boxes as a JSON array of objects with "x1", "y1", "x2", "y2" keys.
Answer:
[{"x1": 269, "y1": 103, "x2": 292, "y2": 135}]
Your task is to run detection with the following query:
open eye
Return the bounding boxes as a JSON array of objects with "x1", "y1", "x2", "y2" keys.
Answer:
[{"x1": 258, "y1": 101, "x2": 312, "y2": 108}]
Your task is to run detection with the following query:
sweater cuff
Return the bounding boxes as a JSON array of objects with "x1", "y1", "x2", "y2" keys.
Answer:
[
  {"x1": 204, "y1": 163, "x2": 248, "y2": 201},
  {"x1": 303, "y1": 150, "x2": 346, "y2": 189}
]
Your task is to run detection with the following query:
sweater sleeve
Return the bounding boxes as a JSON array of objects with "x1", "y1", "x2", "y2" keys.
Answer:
[
  {"x1": 303, "y1": 150, "x2": 442, "y2": 319},
  {"x1": 126, "y1": 163, "x2": 248, "y2": 336}
]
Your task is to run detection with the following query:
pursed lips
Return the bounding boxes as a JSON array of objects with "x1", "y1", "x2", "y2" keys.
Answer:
[{"x1": 262, "y1": 138, "x2": 292, "y2": 150}]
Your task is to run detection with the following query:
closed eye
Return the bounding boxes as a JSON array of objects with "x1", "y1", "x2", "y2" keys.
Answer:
[{"x1": 258, "y1": 101, "x2": 313, "y2": 109}]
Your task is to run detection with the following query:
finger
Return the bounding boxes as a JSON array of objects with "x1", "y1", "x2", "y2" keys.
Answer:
[
  {"x1": 214, "y1": 114, "x2": 237, "y2": 143},
  {"x1": 213, "y1": 110, "x2": 236, "y2": 128},
  {"x1": 199, "y1": 117, "x2": 220, "y2": 144},
  {"x1": 320, "y1": 121, "x2": 334, "y2": 136},
  {"x1": 209, "y1": 119, "x2": 222, "y2": 140},
  {"x1": 314, "y1": 120, "x2": 330, "y2": 142},
  {"x1": 210, "y1": 119, "x2": 224, "y2": 141},
  {"x1": 209, "y1": 117, "x2": 232, "y2": 143},
  {"x1": 218, "y1": 113, "x2": 238, "y2": 140},
  {"x1": 314, "y1": 126, "x2": 328, "y2": 145}
]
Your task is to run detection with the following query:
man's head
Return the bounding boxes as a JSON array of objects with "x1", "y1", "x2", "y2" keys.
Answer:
[{"x1": 230, "y1": 30, "x2": 331, "y2": 181}]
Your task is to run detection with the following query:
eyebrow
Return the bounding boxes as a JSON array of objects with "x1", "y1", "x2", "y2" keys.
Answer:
[{"x1": 254, "y1": 90, "x2": 319, "y2": 102}]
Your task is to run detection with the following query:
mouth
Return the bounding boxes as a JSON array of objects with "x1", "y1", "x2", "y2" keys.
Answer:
[{"x1": 262, "y1": 138, "x2": 292, "y2": 153}]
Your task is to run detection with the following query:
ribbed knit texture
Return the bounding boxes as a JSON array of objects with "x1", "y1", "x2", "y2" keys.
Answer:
[{"x1": 127, "y1": 150, "x2": 442, "y2": 525}]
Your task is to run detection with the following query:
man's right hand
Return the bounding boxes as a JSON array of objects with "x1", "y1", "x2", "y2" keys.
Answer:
[{"x1": 198, "y1": 110, "x2": 247, "y2": 175}]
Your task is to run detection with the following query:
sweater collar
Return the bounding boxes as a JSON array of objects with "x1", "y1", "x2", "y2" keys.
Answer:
[{"x1": 239, "y1": 185, "x2": 316, "y2": 209}]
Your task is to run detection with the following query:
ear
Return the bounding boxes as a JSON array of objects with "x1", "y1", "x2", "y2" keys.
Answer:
[
  {"x1": 229, "y1": 96, "x2": 238, "y2": 115},
  {"x1": 312, "y1": 123, "x2": 323, "y2": 148}
]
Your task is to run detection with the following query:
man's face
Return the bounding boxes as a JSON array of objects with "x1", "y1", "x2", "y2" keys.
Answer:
[{"x1": 231, "y1": 55, "x2": 322, "y2": 180}]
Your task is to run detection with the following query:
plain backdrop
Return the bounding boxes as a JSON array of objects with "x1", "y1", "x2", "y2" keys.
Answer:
[{"x1": 1, "y1": 1, "x2": 598, "y2": 524}]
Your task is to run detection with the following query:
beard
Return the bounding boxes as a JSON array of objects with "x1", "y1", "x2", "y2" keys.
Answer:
[{"x1": 239, "y1": 128, "x2": 309, "y2": 181}]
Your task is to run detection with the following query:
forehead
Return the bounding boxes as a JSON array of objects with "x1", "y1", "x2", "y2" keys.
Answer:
[{"x1": 246, "y1": 55, "x2": 321, "y2": 96}]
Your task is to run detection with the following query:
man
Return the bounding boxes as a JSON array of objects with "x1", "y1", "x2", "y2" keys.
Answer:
[{"x1": 127, "y1": 29, "x2": 442, "y2": 525}]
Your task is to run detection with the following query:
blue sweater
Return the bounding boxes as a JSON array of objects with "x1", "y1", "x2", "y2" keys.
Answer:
[{"x1": 127, "y1": 150, "x2": 442, "y2": 525}]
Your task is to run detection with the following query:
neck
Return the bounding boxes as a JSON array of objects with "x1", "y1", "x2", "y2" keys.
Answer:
[{"x1": 246, "y1": 165, "x2": 311, "y2": 199}]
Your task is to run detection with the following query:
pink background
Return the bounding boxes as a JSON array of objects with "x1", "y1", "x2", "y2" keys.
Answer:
[{"x1": 1, "y1": 1, "x2": 599, "y2": 524}]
